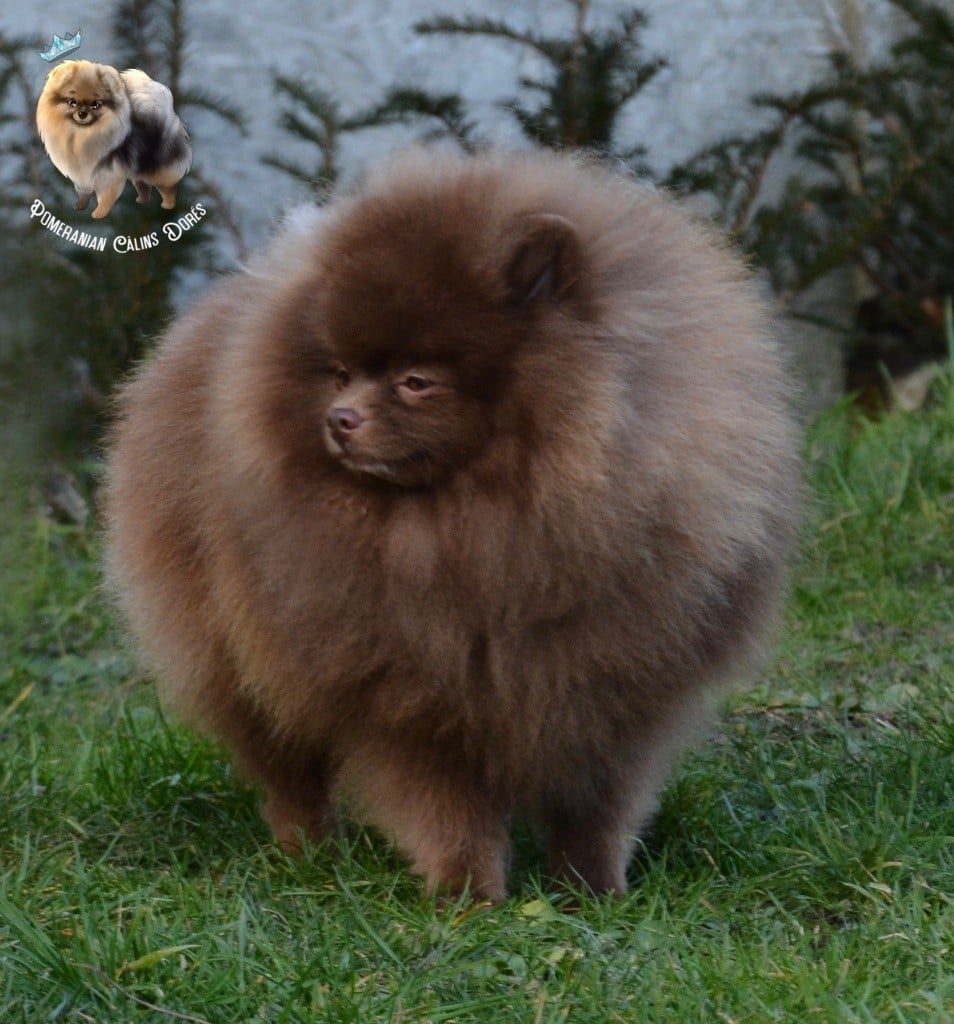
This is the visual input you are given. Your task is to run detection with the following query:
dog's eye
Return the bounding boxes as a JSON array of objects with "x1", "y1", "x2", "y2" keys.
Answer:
[
  {"x1": 334, "y1": 366, "x2": 350, "y2": 390},
  {"x1": 67, "y1": 98, "x2": 77, "y2": 107},
  {"x1": 399, "y1": 375, "x2": 435, "y2": 395},
  {"x1": 90, "y1": 101, "x2": 101, "y2": 110}
]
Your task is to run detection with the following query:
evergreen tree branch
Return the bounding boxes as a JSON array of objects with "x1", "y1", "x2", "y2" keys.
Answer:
[
  {"x1": 178, "y1": 88, "x2": 247, "y2": 133},
  {"x1": 414, "y1": 17, "x2": 551, "y2": 58}
]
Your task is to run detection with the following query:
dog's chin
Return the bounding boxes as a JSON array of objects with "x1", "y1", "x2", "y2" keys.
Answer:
[
  {"x1": 329, "y1": 447, "x2": 437, "y2": 488},
  {"x1": 340, "y1": 457, "x2": 404, "y2": 483}
]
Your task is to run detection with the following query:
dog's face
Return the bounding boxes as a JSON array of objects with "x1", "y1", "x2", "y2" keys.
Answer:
[
  {"x1": 39, "y1": 60, "x2": 124, "y2": 132},
  {"x1": 299, "y1": 200, "x2": 582, "y2": 489},
  {"x1": 319, "y1": 356, "x2": 491, "y2": 488},
  {"x1": 312, "y1": 257, "x2": 502, "y2": 488}
]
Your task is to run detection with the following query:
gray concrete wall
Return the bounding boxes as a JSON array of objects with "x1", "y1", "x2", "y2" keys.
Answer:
[
  {"x1": 10, "y1": 1, "x2": 905, "y2": 241},
  {"x1": 6, "y1": 0, "x2": 912, "y2": 408}
]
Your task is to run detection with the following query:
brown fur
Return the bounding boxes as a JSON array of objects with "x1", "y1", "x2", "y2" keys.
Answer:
[{"x1": 102, "y1": 148, "x2": 801, "y2": 900}]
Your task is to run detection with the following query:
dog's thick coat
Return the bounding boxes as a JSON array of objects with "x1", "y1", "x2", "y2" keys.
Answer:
[{"x1": 104, "y1": 149, "x2": 800, "y2": 899}]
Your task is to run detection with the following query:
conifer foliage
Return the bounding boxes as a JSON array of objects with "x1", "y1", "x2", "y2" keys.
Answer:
[
  {"x1": 267, "y1": 0, "x2": 666, "y2": 179},
  {"x1": 261, "y1": 75, "x2": 344, "y2": 193},
  {"x1": 668, "y1": 0, "x2": 954, "y2": 378},
  {"x1": 414, "y1": 1, "x2": 666, "y2": 165}
]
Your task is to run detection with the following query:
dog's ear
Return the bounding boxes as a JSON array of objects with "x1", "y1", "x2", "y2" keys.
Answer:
[
  {"x1": 501, "y1": 213, "x2": 583, "y2": 306},
  {"x1": 45, "y1": 60, "x2": 76, "y2": 89},
  {"x1": 98, "y1": 65, "x2": 125, "y2": 96}
]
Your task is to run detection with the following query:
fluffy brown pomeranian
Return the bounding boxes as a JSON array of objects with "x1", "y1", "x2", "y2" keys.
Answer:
[
  {"x1": 37, "y1": 59, "x2": 191, "y2": 219},
  {"x1": 103, "y1": 148, "x2": 801, "y2": 901}
]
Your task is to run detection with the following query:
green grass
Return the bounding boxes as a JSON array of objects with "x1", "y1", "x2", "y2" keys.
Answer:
[{"x1": 1, "y1": 373, "x2": 952, "y2": 1023}]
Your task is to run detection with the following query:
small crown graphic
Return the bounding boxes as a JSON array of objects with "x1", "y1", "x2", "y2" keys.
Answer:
[{"x1": 39, "y1": 29, "x2": 82, "y2": 63}]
